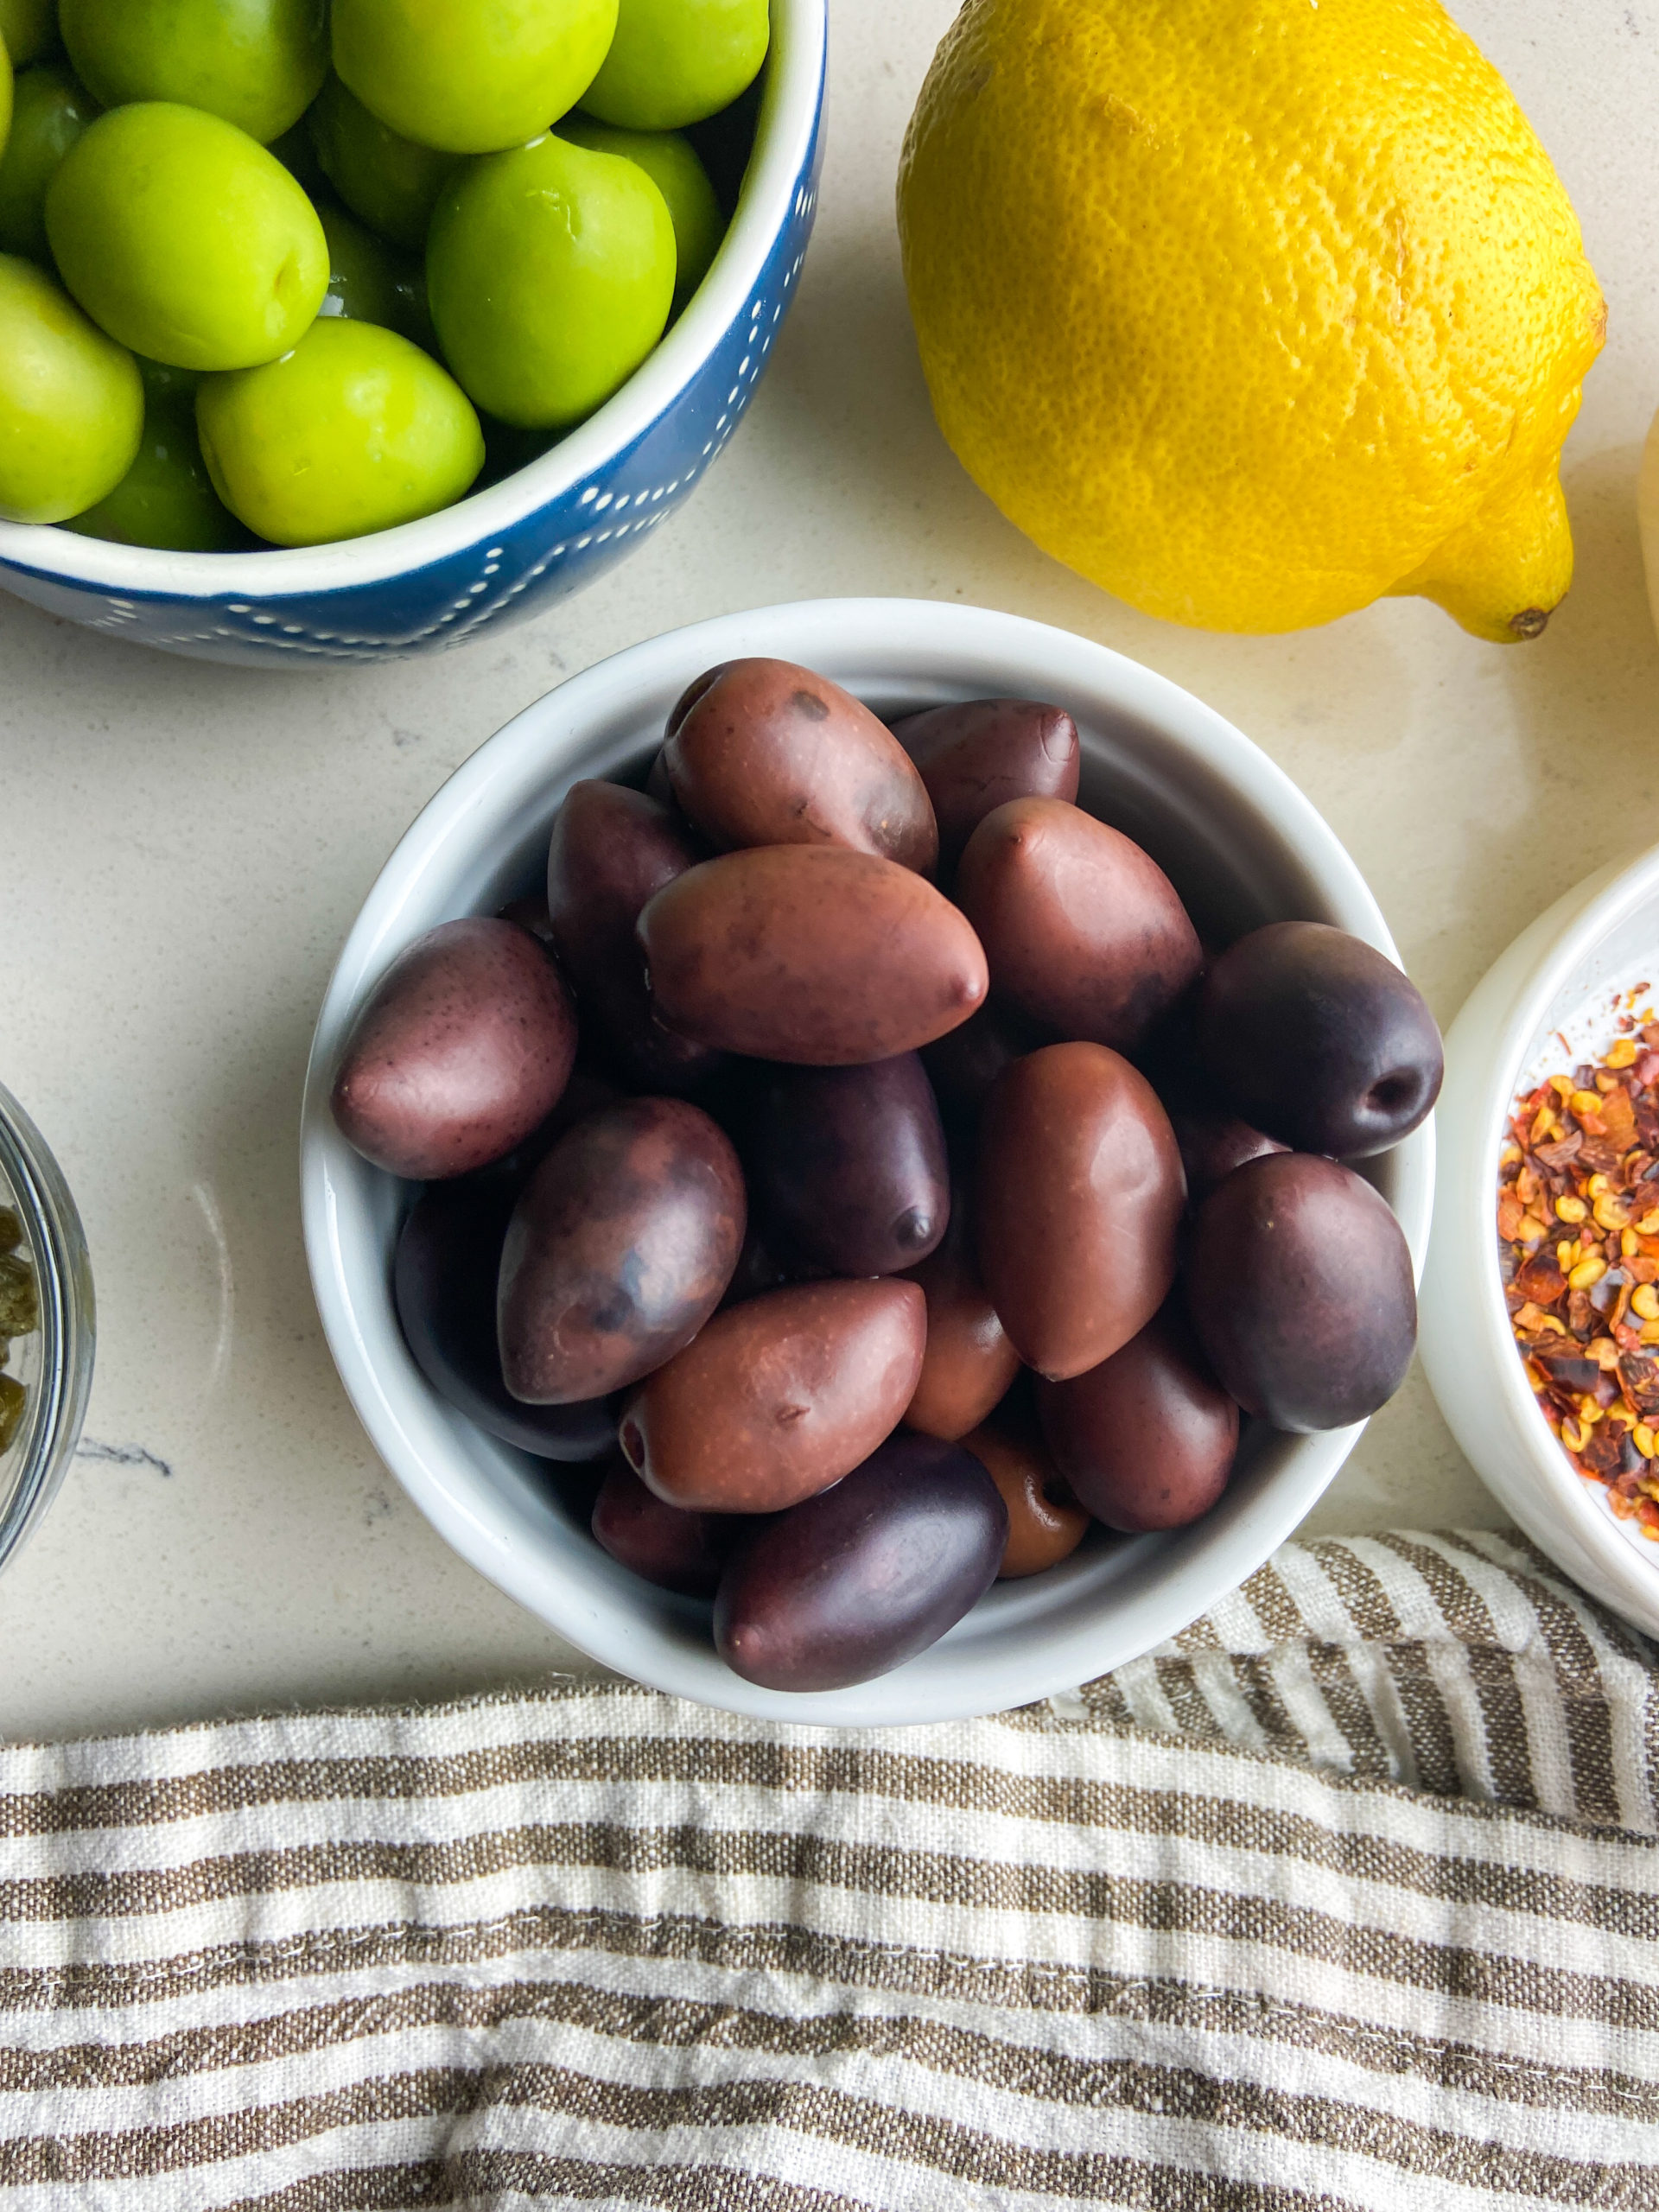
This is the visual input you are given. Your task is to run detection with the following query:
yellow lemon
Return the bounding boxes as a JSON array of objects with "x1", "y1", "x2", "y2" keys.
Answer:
[{"x1": 898, "y1": 0, "x2": 1605, "y2": 641}]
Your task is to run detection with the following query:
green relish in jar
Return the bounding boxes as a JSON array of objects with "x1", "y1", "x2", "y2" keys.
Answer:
[{"x1": 0, "y1": 1205, "x2": 37, "y2": 1453}]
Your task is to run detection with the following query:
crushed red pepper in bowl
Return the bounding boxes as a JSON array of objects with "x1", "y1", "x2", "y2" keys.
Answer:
[{"x1": 1499, "y1": 1008, "x2": 1659, "y2": 1539}]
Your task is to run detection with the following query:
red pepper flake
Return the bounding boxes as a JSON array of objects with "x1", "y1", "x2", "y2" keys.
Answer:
[
  {"x1": 1534, "y1": 1133, "x2": 1584, "y2": 1171},
  {"x1": 1515, "y1": 1251, "x2": 1567, "y2": 1305},
  {"x1": 1500, "y1": 1027, "x2": 1659, "y2": 1525}
]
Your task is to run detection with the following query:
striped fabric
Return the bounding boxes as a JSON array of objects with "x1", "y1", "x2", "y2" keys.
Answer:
[{"x1": 1, "y1": 1527, "x2": 1656, "y2": 2209}]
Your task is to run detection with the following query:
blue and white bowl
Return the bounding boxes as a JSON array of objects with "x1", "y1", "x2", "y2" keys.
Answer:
[{"x1": 0, "y1": 0, "x2": 825, "y2": 665}]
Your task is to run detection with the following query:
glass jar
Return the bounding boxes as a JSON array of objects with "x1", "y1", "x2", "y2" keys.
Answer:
[{"x1": 0, "y1": 1081, "x2": 94, "y2": 1575}]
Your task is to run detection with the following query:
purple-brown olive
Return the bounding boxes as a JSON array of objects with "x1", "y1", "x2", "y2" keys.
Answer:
[
  {"x1": 955, "y1": 798, "x2": 1203, "y2": 1053},
  {"x1": 498, "y1": 1097, "x2": 746, "y2": 1404},
  {"x1": 1164, "y1": 1095, "x2": 1287, "y2": 1205},
  {"x1": 462, "y1": 1061, "x2": 628, "y2": 1198},
  {"x1": 664, "y1": 658, "x2": 938, "y2": 873},
  {"x1": 1185, "y1": 1152, "x2": 1417, "y2": 1431},
  {"x1": 644, "y1": 747, "x2": 677, "y2": 808},
  {"x1": 892, "y1": 697, "x2": 1080, "y2": 868},
  {"x1": 714, "y1": 1431, "x2": 1007, "y2": 1690},
  {"x1": 976, "y1": 1043, "x2": 1185, "y2": 1381},
  {"x1": 545, "y1": 779, "x2": 725, "y2": 1094},
  {"x1": 497, "y1": 894, "x2": 555, "y2": 940},
  {"x1": 962, "y1": 1420, "x2": 1090, "y2": 1577},
  {"x1": 1036, "y1": 1305, "x2": 1239, "y2": 1531},
  {"x1": 620, "y1": 1278, "x2": 926, "y2": 1513},
  {"x1": 331, "y1": 917, "x2": 577, "y2": 1179},
  {"x1": 394, "y1": 1181, "x2": 615, "y2": 1459},
  {"x1": 590, "y1": 1459, "x2": 741, "y2": 1597},
  {"x1": 718, "y1": 1224, "x2": 795, "y2": 1308},
  {"x1": 920, "y1": 1001, "x2": 1046, "y2": 1130},
  {"x1": 748, "y1": 1052, "x2": 950, "y2": 1276},
  {"x1": 639, "y1": 845, "x2": 988, "y2": 1065},
  {"x1": 901, "y1": 1192, "x2": 1020, "y2": 1440},
  {"x1": 1196, "y1": 920, "x2": 1444, "y2": 1158}
]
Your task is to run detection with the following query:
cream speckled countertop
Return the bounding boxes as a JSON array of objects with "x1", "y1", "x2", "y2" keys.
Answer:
[{"x1": 3, "y1": 0, "x2": 1656, "y2": 1740}]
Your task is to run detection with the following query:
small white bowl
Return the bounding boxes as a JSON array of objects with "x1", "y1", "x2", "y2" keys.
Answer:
[
  {"x1": 1421, "y1": 845, "x2": 1659, "y2": 1637},
  {"x1": 301, "y1": 598, "x2": 1434, "y2": 1725}
]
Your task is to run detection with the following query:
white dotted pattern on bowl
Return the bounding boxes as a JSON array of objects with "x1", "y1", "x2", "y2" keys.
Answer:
[{"x1": 75, "y1": 279, "x2": 805, "y2": 662}]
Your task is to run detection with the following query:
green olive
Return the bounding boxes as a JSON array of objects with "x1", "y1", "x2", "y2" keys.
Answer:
[
  {"x1": 332, "y1": 0, "x2": 619, "y2": 156},
  {"x1": 428, "y1": 132, "x2": 674, "y2": 429},
  {"x1": 388, "y1": 257, "x2": 435, "y2": 353},
  {"x1": 581, "y1": 0, "x2": 768, "y2": 131},
  {"x1": 267, "y1": 114, "x2": 328, "y2": 200},
  {"x1": 308, "y1": 71, "x2": 454, "y2": 251},
  {"x1": 59, "y1": 0, "x2": 327, "y2": 145},
  {"x1": 316, "y1": 195, "x2": 404, "y2": 327},
  {"x1": 137, "y1": 356, "x2": 199, "y2": 406},
  {"x1": 556, "y1": 116, "x2": 723, "y2": 312},
  {"x1": 196, "y1": 316, "x2": 484, "y2": 544},
  {"x1": 0, "y1": 64, "x2": 99, "y2": 264},
  {"x1": 65, "y1": 372, "x2": 246, "y2": 549},
  {"x1": 0, "y1": 251, "x2": 143, "y2": 523},
  {"x1": 0, "y1": 0, "x2": 53, "y2": 73},
  {"x1": 46, "y1": 101, "x2": 330, "y2": 370},
  {"x1": 311, "y1": 196, "x2": 434, "y2": 350}
]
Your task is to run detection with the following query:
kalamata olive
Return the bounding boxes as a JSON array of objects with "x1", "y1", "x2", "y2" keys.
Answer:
[
  {"x1": 394, "y1": 1181, "x2": 615, "y2": 1459},
  {"x1": 530, "y1": 1458, "x2": 610, "y2": 1527},
  {"x1": 644, "y1": 747, "x2": 676, "y2": 808},
  {"x1": 901, "y1": 1193, "x2": 1020, "y2": 1439},
  {"x1": 719, "y1": 1224, "x2": 794, "y2": 1308},
  {"x1": 749, "y1": 1052, "x2": 949, "y2": 1276},
  {"x1": 498, "y1": 1097, "x2": 746, "y2": 1403},
  {"x1": 331, "y1": 917, "x2": 577, "y2": 1179},
  {"x1": 714, "y1": 1431, "x2": 1007, "y2": 1690},
  {"x1": 590, "y1": 1458, "x2": 741, "y2": 1596},
  {"x1": 1196, "y1": 920, "x2": 1444, "y2": 1158},
  {"x1": 1185, "y1": 1152, "x2": 1417, "y2": 1431},
  {"x1": 955, "y1": 798, "x2": 1204, "y2": 1053},
  {"x1": 620, "y1": 1278, "x2": 926, "y2": 1512},
  {"x1": 464, "y1": 1061, "x2": 627, "y2": 1198},
  {"x1": 1036, "y1": 1305, "x2": 1239, "y2": 1531},
  {"x1": 961, "y1": 1419, "x2": 1090, "y2": 1576},
  {"x1": 1164, "y1": 1094, "x2": 1287, "y2": 1204},
  {"x1": 664, "y1": 658, "x2": 938, "y2": 873},
  {"x1": 976, "y1": 1042, "x2": 1185, "y2": 1380},
  {"x1": 545, "y1": 779, "x2": 726, "y2": 1095},
  {"x1": 497, "y1": 894, "x2": 555, "y2": 940},
  {"x1": 920, "y1": 1001, "x2": 1045, "y2": 1130},
  {"x1": 639, "y1": 846, "x2": 988, "y2": 1065},
  {"x1": 891, "y1": 698, "x2": 1080, "y2": 868}
]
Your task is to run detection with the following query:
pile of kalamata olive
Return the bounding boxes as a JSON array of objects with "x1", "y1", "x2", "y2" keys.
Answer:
[{"x1": 329, "y1": 658, "x2": 1444, "y2": 1692}]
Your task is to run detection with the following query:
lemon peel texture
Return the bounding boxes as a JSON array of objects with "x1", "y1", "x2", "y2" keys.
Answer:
[{"x1": 898, "y1": 0, "x2": 1605, "y2": 642}]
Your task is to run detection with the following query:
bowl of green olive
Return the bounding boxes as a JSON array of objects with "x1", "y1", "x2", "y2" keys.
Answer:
[
  {"x1": 0, "y1": 1078, "x2": 94, "y2": 1578},
  {"x1": 0, "y1": 0, "x2": 825, "y2": 662}
]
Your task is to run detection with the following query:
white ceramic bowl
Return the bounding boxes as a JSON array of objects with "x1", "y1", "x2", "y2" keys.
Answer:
[
  {"x1": 301, "y1": 598, "x2": 1435, "y2": 1724},
  {"x1": 1421, "y1": 843, "x2": 1659, "y2": 1636}
]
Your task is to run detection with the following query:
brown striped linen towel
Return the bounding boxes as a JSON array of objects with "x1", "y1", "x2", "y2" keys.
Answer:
[{"x1": 2, "y1": 1527, "x2": 1657, "y2": 2209}]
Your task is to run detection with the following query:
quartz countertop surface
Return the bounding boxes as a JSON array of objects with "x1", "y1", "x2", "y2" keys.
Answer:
[{"x1": 3, "y1": 0, "x2": 1656, "y2": 1740}]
